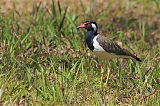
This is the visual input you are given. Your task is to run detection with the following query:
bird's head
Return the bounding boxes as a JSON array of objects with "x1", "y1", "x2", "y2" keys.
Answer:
[{"x1": 77, "y1": 20, "x2": 98, "y2": 32}]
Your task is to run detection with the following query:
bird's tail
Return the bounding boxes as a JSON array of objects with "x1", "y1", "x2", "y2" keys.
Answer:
[{"x1": 130, "y1": 54, "x2": 142, "y2": 62}]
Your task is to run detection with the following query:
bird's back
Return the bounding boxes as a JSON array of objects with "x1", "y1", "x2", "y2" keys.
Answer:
[{"x1": 95, "y1": 35, "x2": 141, "y2": 61}]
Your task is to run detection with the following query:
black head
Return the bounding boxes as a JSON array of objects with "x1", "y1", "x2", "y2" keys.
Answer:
[{"x1": 77, "y1": 20, "x2": 98, "y2": 32}]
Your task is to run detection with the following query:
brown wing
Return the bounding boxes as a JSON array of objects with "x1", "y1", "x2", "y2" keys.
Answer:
[{"x1": 97, "y1": 35, "x2": 141, "y2": 61}]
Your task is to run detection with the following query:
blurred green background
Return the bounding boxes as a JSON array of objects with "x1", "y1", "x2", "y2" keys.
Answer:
[{"x1": 0, "y1": 0, "x2": 160, "y2": 105}]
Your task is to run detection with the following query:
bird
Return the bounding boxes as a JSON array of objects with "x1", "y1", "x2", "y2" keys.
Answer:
[
  {"x1": 77, "y1": 20, "x2": 141, "y2": 62},
  {"x1": 77, "y1": 20, "x2": 141, "y2": 82}
]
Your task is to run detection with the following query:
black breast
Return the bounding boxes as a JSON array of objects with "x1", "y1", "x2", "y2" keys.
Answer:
[{"x1": 85, "y1": 31, "x2": 97, "y2": 51}]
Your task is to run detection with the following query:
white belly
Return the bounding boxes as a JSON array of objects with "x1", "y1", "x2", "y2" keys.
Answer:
[{"x1": 91, "y1": 51, "x2": 119, "y2": 60}]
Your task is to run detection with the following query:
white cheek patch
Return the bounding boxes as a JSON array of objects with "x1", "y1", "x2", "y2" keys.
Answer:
[
  {"x1": 91, "y1": 23, "x2": 97, "y2": 31},
  {"x1": 93, "y1": 35, "x2": 105, "y2": 51}
]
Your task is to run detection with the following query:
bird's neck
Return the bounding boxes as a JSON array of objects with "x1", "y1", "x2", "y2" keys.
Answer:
[
  {"x1": 85, "y1": 30, "x2": 98, "y2": 51},
  {"x1": 86, "y1": 30, "x2": 98, "y2": 36}
]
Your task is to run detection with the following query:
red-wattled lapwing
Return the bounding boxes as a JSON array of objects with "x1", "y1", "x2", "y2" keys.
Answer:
[{"x1": 77, "y1": 20, "x2": 141, "y2": 82}]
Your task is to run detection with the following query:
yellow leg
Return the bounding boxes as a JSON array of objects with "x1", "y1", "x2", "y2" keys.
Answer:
[
  {"x1": 100, "y1": 65, "x2": 105, "y2": 105},
  {"x1": 106, "y1": 66, "x2": 110, "y2": 84},
  {"x1": 100, "y1": 64, "x2": 110, "y2": 83},
  {"x1": 100, "y1": 64, "x2": 111, "y2": 105},
  {"x1": 100, "y1": 65, "x2": 105, "y2": 82}
]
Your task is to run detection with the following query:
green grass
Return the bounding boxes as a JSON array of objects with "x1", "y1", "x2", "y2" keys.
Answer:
[{"x1": 0, "y1": 0, "x2": 160, "y2": 105}]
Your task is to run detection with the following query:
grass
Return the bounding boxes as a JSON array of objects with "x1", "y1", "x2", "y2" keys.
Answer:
[{"x1": 0, "y1": 0, "x2": 160, "y2": 105}]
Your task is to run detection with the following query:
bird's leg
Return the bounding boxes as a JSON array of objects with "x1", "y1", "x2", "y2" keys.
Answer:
[
  {"x1": 100, "y1": 62, "x2": 111, "y2": 84},
  {"x1": 100, "y1": 62, "x2": 110, "y2": 105},
  {"x1": 106, "y1": 64, "x2": 111, "y2": 84},
  {"x1": 100, "y1": 64, "x2": 105, "y2": 105},
  {"x1": 100, "y1": 64, "x2": 105, "y2": 82}
]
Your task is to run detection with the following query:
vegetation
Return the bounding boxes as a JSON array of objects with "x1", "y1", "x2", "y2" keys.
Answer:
[{"x1": 0, "y1": 0, "x2": 160, "y2": 105}]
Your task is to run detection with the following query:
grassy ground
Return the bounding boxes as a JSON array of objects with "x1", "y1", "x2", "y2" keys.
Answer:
[{"x1": 0, "y1": 0, "x2": 160, "y2": 105}]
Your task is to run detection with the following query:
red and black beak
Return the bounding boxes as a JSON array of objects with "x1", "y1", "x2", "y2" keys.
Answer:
[{"x1": 77, "y1": 23, "x2": 86, "y2": 29}]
